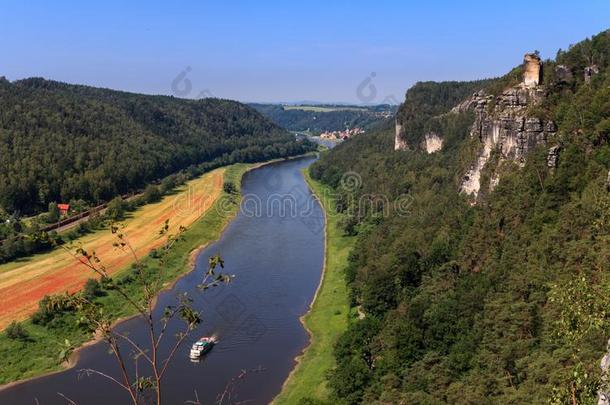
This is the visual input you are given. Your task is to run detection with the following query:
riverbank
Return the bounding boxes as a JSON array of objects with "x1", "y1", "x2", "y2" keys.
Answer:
[
  {"x1": 273, "y1": 171, "x2": 355, "y2": 404},
  {"x1": 0, "y1": 158, "x2": 280, "y2": 386},
  {"x1": 0, "y1": 168, "x2": 224, "y2": 330}
]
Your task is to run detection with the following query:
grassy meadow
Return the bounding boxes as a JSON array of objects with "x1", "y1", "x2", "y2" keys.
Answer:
[{"x1": 273, "y1": 170, "x2": 354, "y2": 404}]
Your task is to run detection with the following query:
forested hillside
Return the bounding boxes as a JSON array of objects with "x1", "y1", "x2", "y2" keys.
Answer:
[
  {"x1": 249, "y1": 103, "x2": 395, "y2": 133},
  {"x1": 0, "y1": 78, "x2": 312, "y2": 215},
  {"x1": 395, "y1": 79, "x2": 492, "y2": 146},
  {"x1": 309, "y1": 29, "x2": 610, "y2": 404}
]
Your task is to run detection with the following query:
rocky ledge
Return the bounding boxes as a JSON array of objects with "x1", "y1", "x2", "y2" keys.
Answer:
[{"x1": 460, "y1": 53, "x2": 558, "y2": 197}]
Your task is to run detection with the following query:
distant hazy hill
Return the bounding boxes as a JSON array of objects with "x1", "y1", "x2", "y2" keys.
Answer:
[
  {"x1": 249, "y1": 103, "x2": 397, "y2": 133},
  {"x1": 0, "y1": 78, "x2": 312, "y2": 214}
]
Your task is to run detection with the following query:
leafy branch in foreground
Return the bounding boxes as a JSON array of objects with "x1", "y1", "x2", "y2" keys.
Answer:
[
  {"x1": 185, "y1": 366, "x2": 266, "y2": 405},
  {"x1": 548, "y1": 276, "x2": 610, "y2": 404},
  {"x1": 56, "y1": 220, "x2": 232, "y2": 405}
]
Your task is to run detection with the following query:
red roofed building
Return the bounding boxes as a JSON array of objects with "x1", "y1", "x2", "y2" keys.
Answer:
[{"x1": 57, "y1": 204, "x2": 70, "y2": 216}]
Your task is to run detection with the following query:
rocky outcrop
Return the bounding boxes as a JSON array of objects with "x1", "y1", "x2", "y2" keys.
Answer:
[
  {"x1": 394, "y1": 122, "x2": 443, "y2": 153},
  {"x1": 451, "y1": 93, "x2": 483, "y2": 114},
  {"x1": 394, "y1": 118, "x2": 408, "y2": 150},
  {"x1": 460, "y1": 53, "x2": 557, "y2": 197},
  {"x1": 461, "y1": 131, "x2": 494, "y2": 195},
  {"x1": 422, "y1": 132, "x2": 443, "y2": 153},
  {"x1": 599, "y1": 340, "x2": 610, "y2": 405},
  {"x1": 585, "y1": 65, "x2": 600, "y2": 83},
  {"x1": 547, "y1": 145, "x2": 561, "y2": 168},
  {"x1": 396, "y1": 53, "x2": 557, "y2": 192},
  {"x1": 523, "y1": 53, "x2": 542, "y2": 88},
  {"x1": 555, "y1": 64, "x2": 573, "y2": 84}
]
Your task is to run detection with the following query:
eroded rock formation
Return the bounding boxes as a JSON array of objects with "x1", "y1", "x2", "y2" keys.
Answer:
[
  {"x1": 555, "y1": 64, "x2": 573, "y2": 84},
  {"x1": 547, "y1": 145, "x2": 561, "y2": 168},
  {"x1": 460, "y1": 54, "x2": 557, "y2": 197},
  {"x1": 523, "y1": 53, "x2": 542, "y2": 87},
  {"x1": 394, "y1": 122, "x2": 443, "y2": 153},
  {"x1": 599, "y1": 340, "x2": 610, "y2": 405},
  {"x1": 396, "y1": 53, "x2": 557, "y2": 197},
  {"x1": 394, "y1": 118, "x2": 408, "y2": 150},
  {"x1": 422, "y1": 132, "x2": 443, "y2": 153},
  {"x1": 585, "y1": 65, "x2": 600, "y2": 83}
]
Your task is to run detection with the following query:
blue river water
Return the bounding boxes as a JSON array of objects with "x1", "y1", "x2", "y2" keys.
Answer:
[{"x1": 0, "y1": 156, "x2": 325, "y2": 404}]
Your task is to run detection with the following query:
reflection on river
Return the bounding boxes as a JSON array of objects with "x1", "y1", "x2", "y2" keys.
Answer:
[{"x1": 1, "y1": 156, "x2": 324, "y2": 405}]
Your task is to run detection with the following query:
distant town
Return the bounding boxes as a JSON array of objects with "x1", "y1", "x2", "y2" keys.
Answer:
[{"x1": 319, "y1": 127, "x2": 365, "y2": 140}]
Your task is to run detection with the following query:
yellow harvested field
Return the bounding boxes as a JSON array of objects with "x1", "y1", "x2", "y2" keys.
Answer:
[{"x1": 0, "y1": 169, "x2": 224, "y2": 329}]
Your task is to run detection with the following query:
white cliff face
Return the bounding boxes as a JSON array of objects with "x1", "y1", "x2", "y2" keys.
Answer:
[
  {"x1": 395, "y1": 119, "x2": 408, "y2": 151},
  {"x1": 459, "y1": 87, "x2": 556, "y2": 196},
  {"x1": 599, "y1": 340, "x2": 610, "y2": 405},
  {"x1": 423, "y1": 132, "x2": 443, "y2": 153},
  {"x1": 459, "y1": 54, "x2": 557, "y2": 198},
  {"x1": 397, "y1": 53, "x2": 555, "y2": 198},
  {"x1": 461, "y1": 132, "x2": 495, "y2": 195},
  {"x1": 394, "y1": 120, "x2": 443, "y2": 153}
]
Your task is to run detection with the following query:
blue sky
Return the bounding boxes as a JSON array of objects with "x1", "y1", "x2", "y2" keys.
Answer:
[{"x1": 1, "y1": 1, "x2": 609, "y2": 103}]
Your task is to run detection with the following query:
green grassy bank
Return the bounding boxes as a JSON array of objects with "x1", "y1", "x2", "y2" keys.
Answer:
[
  {"x1": 273, "y1": 171, "x2": 355, "y2": 404},
  {"x1": 0, "y1": 162, "x2": 253, "y2": 385}
]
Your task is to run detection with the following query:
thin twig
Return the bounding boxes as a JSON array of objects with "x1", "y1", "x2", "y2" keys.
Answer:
[{"x1": 57, "y1": 392, "x2": 79, "y2": 405}]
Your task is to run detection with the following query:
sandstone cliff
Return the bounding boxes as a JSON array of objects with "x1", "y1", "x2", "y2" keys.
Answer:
[
  {"x1": 394, "y1": 53, "x2": 562, "y2": 199},
  {"x1": 394, "y1": 124, "x2": 444, "y2": 154},
  {"x1": 394, "y1": 80, "x2": 490, "y2": 153},
  {"x1": 460, "y1": 53, "x2": 558, "y2": 197},
  {"x1": 599, "y1": 340, "x2": 610, "y2": 405},
  {"x1": 394, "y1": 118, "x2": 408, "y2": 150},
  {"x1": 422, "y1": 132, "x2": 443, "y2": 153}
]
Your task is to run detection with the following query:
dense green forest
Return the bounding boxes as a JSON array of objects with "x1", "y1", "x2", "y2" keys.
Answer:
[
  {"x1": 395, "y1": 79, "x2": 492, "y2": 146},
  {"x1": 249, "y1": 103, "x2": 396, "y2": 133},
  {"x1": 0, "y1": 78, "x2": 313, "y2": 216},
  {"x1": 309, "y1": 30, "x2": 610, "y2": 404},
  {"x1": 0, "y1": 78, "x2": 314, "y2": 263}
]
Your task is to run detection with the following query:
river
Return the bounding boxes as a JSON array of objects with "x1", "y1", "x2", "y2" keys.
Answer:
[{"x1": 0, "y1": 156, "x2": 325, "y2": 404}]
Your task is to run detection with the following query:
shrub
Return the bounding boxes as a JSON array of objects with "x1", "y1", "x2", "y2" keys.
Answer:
[
  {"x1": 5, "y1": 321, "x2": 28, "y2": 340},
  {"x1": 31, "y1": 294, "x2": 76, "y2": 326},
  {"x1": 68, "y1": 199, "x2": 89, "y2": 214},
  {"x1": 46, "y1": 202, "x2": 60, "y2": 223},
  {"x1": 143, "y1": 185, "x2": 162, "y2": 204},
  {"x1": 82, "y1": 278, "x2": 103, "y2": 300},
  {"x1": 100, "y1": 275, "x2": 114, "y2": 290},
  {"x1": 106, "y1": 197, "x2": 128, "y2": 221},
  {"x1": 339, "y1": 215, "x2": 359, "y2": 236},
  {"x1": 160, "y1": 175, "x2": 177, "y2": 194},
  {"x1": 223, "y1": 181, "x2": 237, "y2": 194}
]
